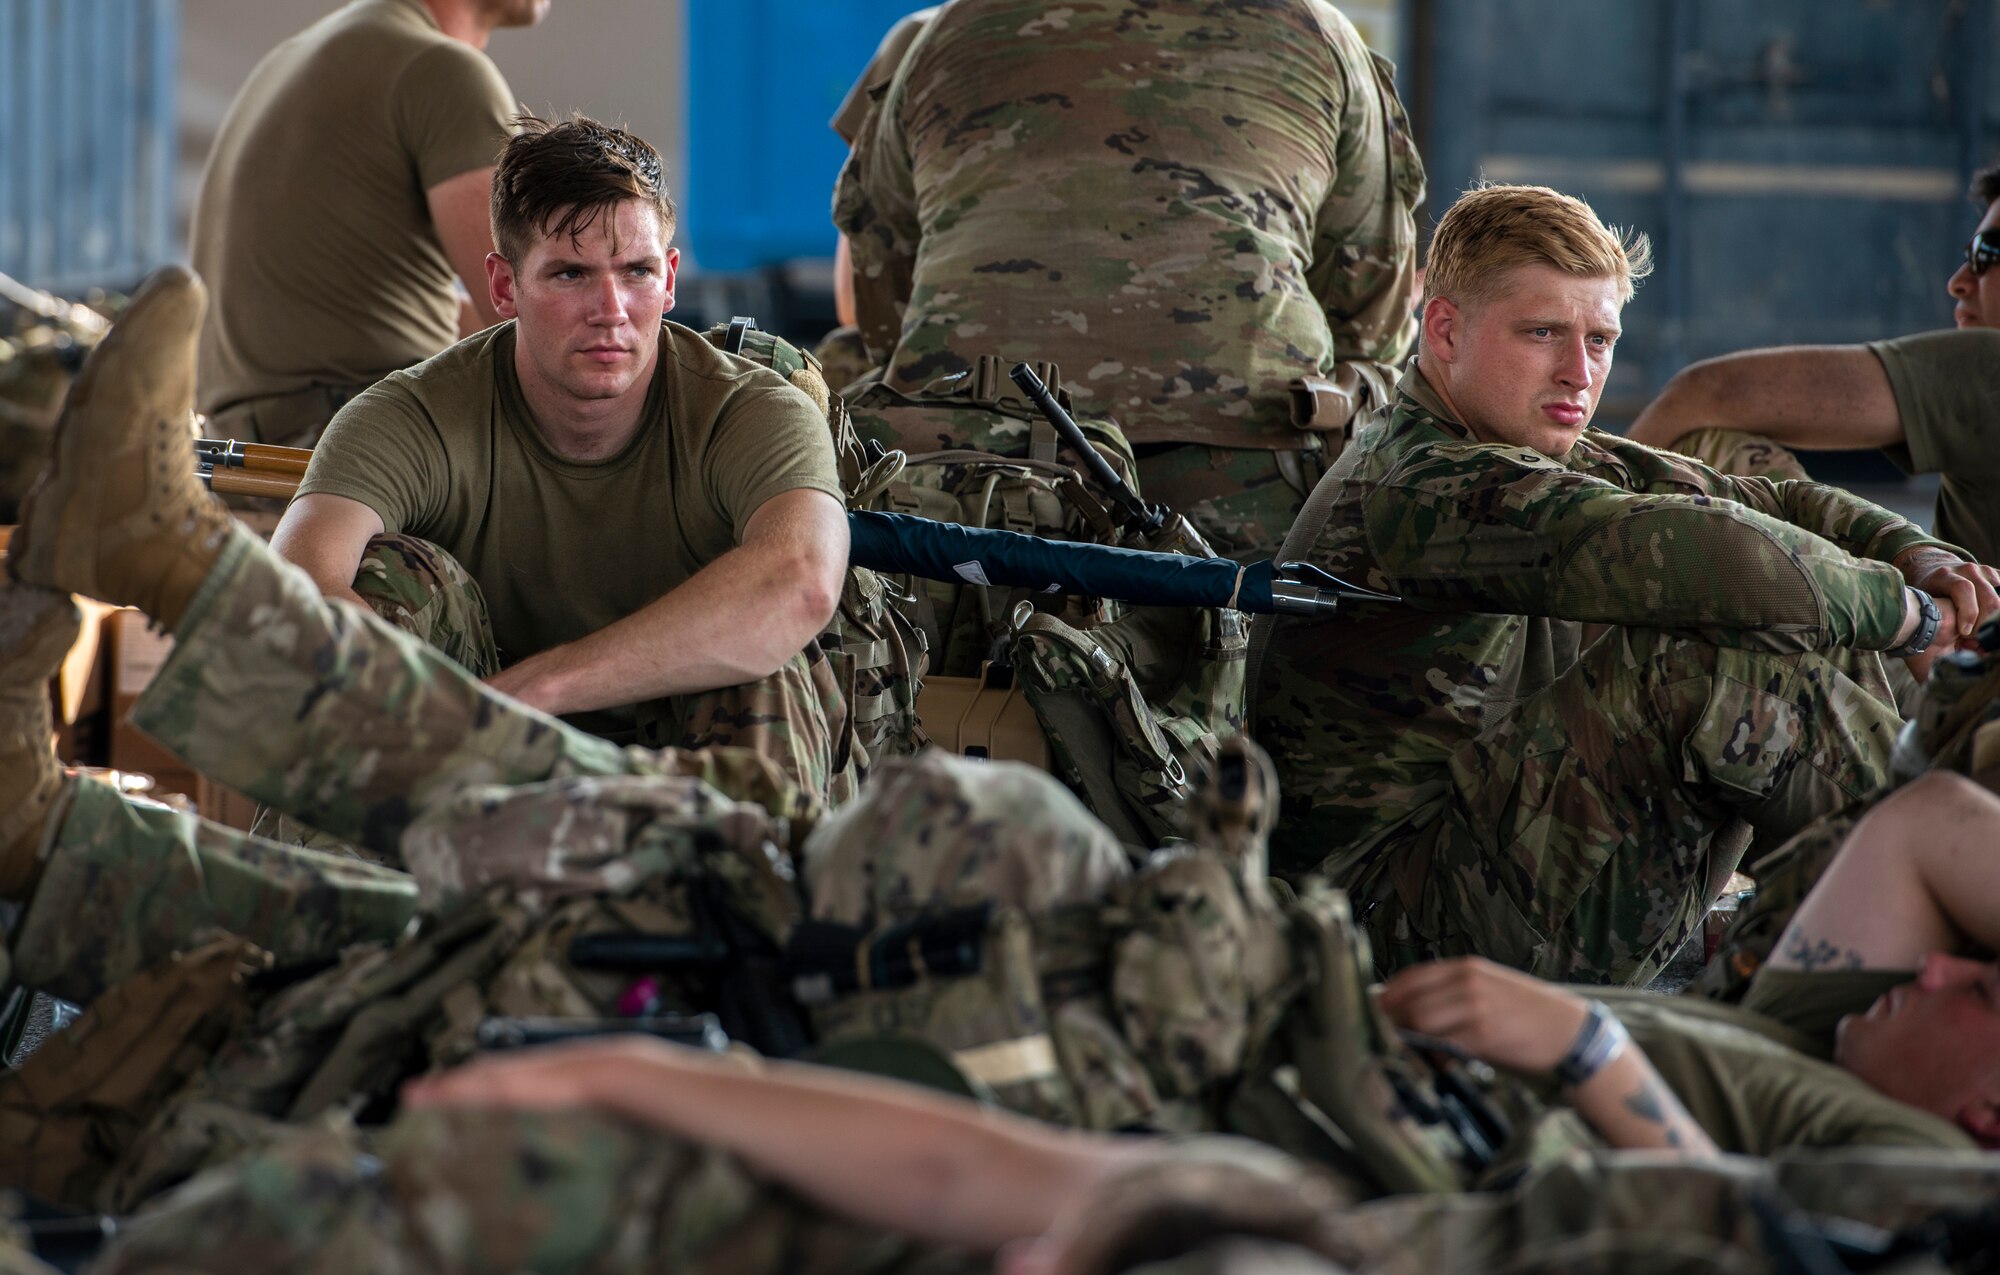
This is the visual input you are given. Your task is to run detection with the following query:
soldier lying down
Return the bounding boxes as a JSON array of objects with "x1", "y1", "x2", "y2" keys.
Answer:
[{"x1": 60, "y1": 773, "x2": 2000, "y2": 1272}]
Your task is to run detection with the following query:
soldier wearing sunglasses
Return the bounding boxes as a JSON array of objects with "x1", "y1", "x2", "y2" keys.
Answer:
[{"x1": 1628, "y1": 165, "x2": 2000, "y2": 611}]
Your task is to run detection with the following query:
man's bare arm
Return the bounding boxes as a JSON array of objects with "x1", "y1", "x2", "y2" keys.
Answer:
[
  {"x1": 270, "y1": 492, "x2": 385, "y2": 610},
  {"x1": 426, "y1": 165, "x2": 504, "y2": 334},
  {"x1": 1626, "y1": 346, "x2": 1904, "y2": 452},
  {"x1": 1381, "y1": 958, "x2": 1719, "y2": 1157},
  {"x1": 486, "y1": 488, "x2": 849, "y2": 715},
  {"x1": 404, "y1": 1037, "x2": 1148, "y2": 1253},
  {"x1": 1770, "y1": 771, "x2": 2000, "y2": 973}
]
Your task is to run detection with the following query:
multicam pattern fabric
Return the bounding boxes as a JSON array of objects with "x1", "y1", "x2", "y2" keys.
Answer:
[
  {"x1": 130, "y1": 523, "x2": 823, "y2": 868},
  {"x1": 834, "y1": 0, "x2": 1423, "y2": 452},
  {"x1": 1257, "y1": 367, "x2": 1948, "y2": 984},
  {"x1": 89, "y1": 1108, "x2": 927, "y2": 1275},
  {"x1": 12, "y1": 778, "x2": 416, "y2": 1007},
  {"x1": 1132, "y1": 442, "x2": 1327, "y2": 562}
]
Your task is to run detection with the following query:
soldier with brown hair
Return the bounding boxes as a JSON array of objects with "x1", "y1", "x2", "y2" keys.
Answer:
[
  {"x1": 267, "y1": 115, "x2": 856, "y2": 798},
  {"x1": 1257, "y1": 182, "x2": 2000, "y2": 988}
]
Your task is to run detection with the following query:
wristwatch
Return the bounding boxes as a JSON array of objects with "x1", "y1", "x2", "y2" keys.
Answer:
[{"x1": 1891, "y1": 588, "x2": 1942, "y2": 658}]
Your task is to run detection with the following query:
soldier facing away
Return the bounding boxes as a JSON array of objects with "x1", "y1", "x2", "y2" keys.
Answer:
[
  {"x1": 267, "y1": 115, "x2": 857, "y2": 798},
  {"x1": 1256, "y1": 183, "x2": 2000, "y2": 986},
  {"x1": 1627, "y1": 161, "x2": 2000, "y2": 570},
  {"x1": 834, "y1": 0, "x2": 1425, "y2": 559}
]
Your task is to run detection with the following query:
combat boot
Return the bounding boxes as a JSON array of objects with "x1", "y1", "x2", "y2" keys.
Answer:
[
  {"x1": 8, "y1": 267, "x2": 230, "y2": 631},
  {"x1": 0, "y1": 582, "x2": 80, "y2": 900}
]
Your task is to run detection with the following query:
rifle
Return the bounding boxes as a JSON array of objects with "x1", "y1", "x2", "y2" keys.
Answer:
[
  {"x1": 1007, "y1": 362, "x2": 1217, "y2": 559},
  {"x1": 565, "y1": 902, "x2": 995, "y2": 1057},
  {"x1": 193, "y1": 437, "x2": 309, "y2": 501}
]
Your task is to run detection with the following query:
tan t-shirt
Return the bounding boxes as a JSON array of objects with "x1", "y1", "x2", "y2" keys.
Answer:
[
  {"x1": 192, "y1": 0, "x2": 515, "y2": 416},
  {"x1": 296, "y1": 321, "x2": 845, "y2": 737},
  {"x1": 1871, "y1": 328, "x2": 2000, "y2": 568},
  {"x1": 1594, "y1": 987, "x2": 1972, "y2": 1156}
]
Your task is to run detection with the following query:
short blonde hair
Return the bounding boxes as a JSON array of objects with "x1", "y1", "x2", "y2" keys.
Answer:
[{"x1": 1424, "y1": 183, "x2": 1653, "y2": 308}]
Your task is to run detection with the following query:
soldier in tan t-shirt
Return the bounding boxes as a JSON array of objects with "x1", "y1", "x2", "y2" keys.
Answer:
[
  {"x1": 273, "y1": 117, "x2": 853, "y2": 796},
  {"x1": 1628, "y1": 160, "x2": 2000, "y2": 572},
  {"x1": 193, "y1": 0, "x2": 547, "y2": 448}
]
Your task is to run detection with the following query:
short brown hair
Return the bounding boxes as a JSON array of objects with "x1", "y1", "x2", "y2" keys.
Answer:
[
  {"x1": 1972, "y1": 162, "x2": 2000, "y2": 209},
  {"x1": 490, "y1": 113, "x2": 675, "y2": 263},
  {"x1": 1424, "y1": 183, "x2": 1653, "y2": 309}
]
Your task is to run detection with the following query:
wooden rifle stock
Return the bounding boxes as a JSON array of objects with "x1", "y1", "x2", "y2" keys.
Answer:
[{"x1": 193, "y1": 438, "x2": 311, "y2": 500}]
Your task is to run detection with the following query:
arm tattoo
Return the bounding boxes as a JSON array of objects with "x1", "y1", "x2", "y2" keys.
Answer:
[
  {"x1": 1622, "y1": 1077, "x2": 1687, "y2": 1148},
  {"x1": 1779, "y1": 930, "x2": 1866, "y2": 973}
]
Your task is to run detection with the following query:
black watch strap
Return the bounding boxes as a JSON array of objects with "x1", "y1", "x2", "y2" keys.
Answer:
[{"x1": 1892, "y1": 588, "x2": 1942, "y2": 658}]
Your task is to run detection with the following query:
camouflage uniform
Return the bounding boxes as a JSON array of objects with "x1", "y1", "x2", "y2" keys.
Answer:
[
  {"x1": 6, "y1": 523, "x2": 820, "y2": 1010},
  {"x1": 834, "y1": 0, "x2": 1425, "y2": 559},
  {"x1": 810, "y1": 324, "x2": 879, "y2": 396},
  {"x1": 83, "y1": 1098, "x2": 2000, "y2": 1274},
  {"x1": 1256, "y1": 367, "x2": 1948, "y2": 985},
  {"x1": 318, "y1": 531, "x2": 852, "y2": 807}
]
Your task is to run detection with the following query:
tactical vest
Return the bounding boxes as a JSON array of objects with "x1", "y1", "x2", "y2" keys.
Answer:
[
  {"x1": 846, "y1": 357, "x2": 1250, "y2": 844},
  {"x1": 803, "y1": 737, "x2": 1599, "y2": 1198},
  {"x1": 700, "y1": 319, "x2": 929, "y2": 765}
]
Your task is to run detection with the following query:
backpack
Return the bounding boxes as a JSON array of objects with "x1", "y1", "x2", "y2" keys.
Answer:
[
  {"x1": 801, "y1": 737, "x2": 1598, "y2": 1197},
  {"x1": 701, "y1": 319, "x2": 929, "y2": 766},
  {"x1": 845, "y1": 356, "x2": 1141, "y2": 678}
]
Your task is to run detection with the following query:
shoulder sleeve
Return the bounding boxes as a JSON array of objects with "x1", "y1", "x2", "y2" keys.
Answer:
[
  {"x1": 831, "y1": 8, "x2": 937, "y2": 143},
  {"x1": 1365, "y1": 442, "x2": 1910, "y2": 650},
  {"x1": 1869, "y1": 329, "x2": 2000, "y2": 477},
  {"x1": 1302, "y1": 11, "x2": 1424, "y2": 415},
  {"x1": 294, "y1": 378, "x2": 451, "y2": 536},
  {"x1": 1594, "y1": 432, "x2": 1954, "y2": 564},
  {"x1": 393, "y1": 40, "x2": 516, "y2": 190},
  {"x1": 702, "y1": 373, "x2": 846, "y2": 541},
  {"x1": 832, "y1": 37, "x2": 924, "y2": 365}
]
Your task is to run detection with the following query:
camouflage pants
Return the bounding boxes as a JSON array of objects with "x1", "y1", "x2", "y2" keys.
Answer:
[
  {"x1": 344, "y1": 533, "x2": 854, "y2": 806},
  {"x1": 1369, "y1": 626, "x2": 1900, "y2": 985},
  {"x1": 1132, "y1": 441, "x2": 1324, "y2": 561},
  {"x1": 8, "y1": 524, "x2": 816, "y2": 1006},
  {"x1": 91, "y1": 1107, "x2": 928, "y2": 1275}
]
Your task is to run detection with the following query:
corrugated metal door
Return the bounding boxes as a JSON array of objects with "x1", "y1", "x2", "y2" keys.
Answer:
[
  {"x1": 1404, "y1": 0, "x2": 1996, "y2": 422},
  {"x1": 1, "y1": 0, "x2": 179, "y2": 293}
]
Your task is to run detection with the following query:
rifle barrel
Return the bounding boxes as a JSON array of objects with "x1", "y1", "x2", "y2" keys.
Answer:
[{"x1": 1006, "y1": 363, "x2": 1161, "y2": 532}]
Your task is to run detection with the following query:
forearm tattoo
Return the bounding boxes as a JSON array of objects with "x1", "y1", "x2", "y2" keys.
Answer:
[
  {"x1": 1779, "y1": 930, "x2": 1865, "y2": 972},
  {"x1": 1622, "y1": 1075, "x2": 1690, "y2": 1149}
]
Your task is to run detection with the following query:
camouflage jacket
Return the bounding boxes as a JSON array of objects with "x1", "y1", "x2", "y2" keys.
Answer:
[
  {"x1": 1258, "y1": 365, "x2": 1948, "y2": 877},
  {"x1": 832, "y1": 0, "x2": 1424, "y2": 449}
]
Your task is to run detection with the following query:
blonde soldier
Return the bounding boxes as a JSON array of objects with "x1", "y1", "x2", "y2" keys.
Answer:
[
  {"x1": 1257, "y1": 184, "x2": 1999, "y2": 987},
  {"x1": 273, "y1": 117, "x2": 854, "y2": 798},
  {"x1": 834, "y1": 0, "x2": 1424, "y2": 559},
  {"x1": 194, "y1": 0, "x2": 547, "y2": 448}
]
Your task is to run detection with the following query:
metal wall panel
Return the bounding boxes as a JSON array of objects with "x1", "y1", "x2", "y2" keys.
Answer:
[
  {"x1": 1404, "y1": 0, "x2": 1997, "y2": 421},
  {"x1": 0, "y1": 0, "x2": 178, "y2": 294},
  {"x1": 684, "y1": 1, "x2": 923, "y2": 272}
]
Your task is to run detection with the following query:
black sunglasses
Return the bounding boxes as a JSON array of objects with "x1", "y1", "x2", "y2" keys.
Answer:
[{"x1": 1967, "y1": 230, "x2": 2000, "y2": 277}]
